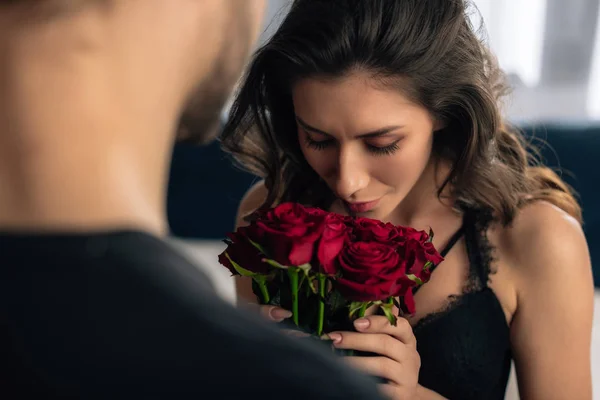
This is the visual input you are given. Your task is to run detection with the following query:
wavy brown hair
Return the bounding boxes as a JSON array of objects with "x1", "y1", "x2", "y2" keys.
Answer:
[{"x1": 221, "y1": 0, "x2": 581, "y2": 225}]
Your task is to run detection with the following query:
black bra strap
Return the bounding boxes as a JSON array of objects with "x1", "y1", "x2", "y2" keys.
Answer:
[
  {"x1": 412, "y1": 224, "x2": 465, "y2": 294},
  {"x1": 412, "y1": 210, "x2": 494, "y2": 297},
  {"x1": 439, "y1": 226, "x2": 465, "y2": 258},
  {"x1": 424, "y1": 225, "x2": 465, "y2": 278}
]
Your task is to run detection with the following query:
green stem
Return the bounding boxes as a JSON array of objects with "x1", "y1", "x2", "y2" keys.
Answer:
[
  {"x1": 317, "y1": 275, "x2": 326, "y2": 336},
  {"x1": 388, "y1": 297, "x2": 394, "y2": 306},
  {"x1": 256, "y1": 279, "x2": 270, "y2": 304},
  {"x1": 288, "y1": 268, "x2": 300, "y2": 326},
  {"x1": 358, "y1": 302, "x2": 369, "y2": 318}
]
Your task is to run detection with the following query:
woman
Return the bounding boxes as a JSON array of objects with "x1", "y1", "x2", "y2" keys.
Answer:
[{"x1": 221, "y1": 0, "x2": 594, "y2": 399}]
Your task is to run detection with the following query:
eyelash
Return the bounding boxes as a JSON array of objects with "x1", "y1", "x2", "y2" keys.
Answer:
[{"x1": 304, "y1": 137, "x2": 400, "y2": 156}]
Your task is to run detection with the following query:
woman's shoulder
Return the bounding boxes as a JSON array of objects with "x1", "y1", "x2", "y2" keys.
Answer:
[
  {"x1": 493, "y1": 200, "x2": 591, "y2": 286},
  {"x1": 235, "y1": 180, "x2": 268, "y2": 228}
]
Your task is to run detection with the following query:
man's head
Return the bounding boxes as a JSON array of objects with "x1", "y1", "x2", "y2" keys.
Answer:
[
  {"x1": 0, "y1": 0, "x2": 266, "y2": 232},
  {"x1": 0, "y1": 0, "x2": 266, "y2": 143},
  {"x1": 177, "y1": 0, "x2": 268, "y2": 144}
]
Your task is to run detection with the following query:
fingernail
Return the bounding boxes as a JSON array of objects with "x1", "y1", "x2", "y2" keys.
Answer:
[
  {"x1": 271, "y1": 308, "x2": 292, "y2": 320},
  {"x1": 354, "y1": 318, "x2": 370, "y2": 330},
  {"x1": 328, "y1": 333, "x2": 342, "y2": 344}
]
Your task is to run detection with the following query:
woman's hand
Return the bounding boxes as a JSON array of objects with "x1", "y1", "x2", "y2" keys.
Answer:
[
  {"x1": 254, "y1": 305, "x2": 293, "y2": 322},
  {"x1": 327, "y1": 315, "x2": 421, "y2": 400}
]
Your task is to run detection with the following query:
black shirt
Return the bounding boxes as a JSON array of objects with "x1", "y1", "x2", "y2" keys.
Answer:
[{"x1": 0, "y1": 230, "x2": 383, "y2": 399}]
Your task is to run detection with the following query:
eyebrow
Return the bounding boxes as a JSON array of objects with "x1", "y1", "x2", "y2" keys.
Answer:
[{"x1": 295, "y1": 116, "x2": 403, "y2": 139}]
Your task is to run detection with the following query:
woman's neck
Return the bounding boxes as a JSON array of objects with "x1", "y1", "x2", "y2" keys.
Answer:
[{"x1": 391, "y1": 158, "x2": 457, "y2": 228}]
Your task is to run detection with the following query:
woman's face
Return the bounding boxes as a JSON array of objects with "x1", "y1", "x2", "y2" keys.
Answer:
[{"x1": 292, "y1": 72, "x2": 441, "y2": 221}]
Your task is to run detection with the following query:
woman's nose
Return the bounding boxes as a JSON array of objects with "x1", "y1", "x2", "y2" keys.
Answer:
[{"x1": 333, "y1": 146, "x2": 369, "y2": 200}]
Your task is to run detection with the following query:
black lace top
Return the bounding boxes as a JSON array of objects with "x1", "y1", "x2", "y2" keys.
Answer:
[
  {"x1": 304, "y1": 188, "x2": 513, "y2": 399},
  {"x1": 413, "y1": 211, "x2": 512, "y2": 399}
]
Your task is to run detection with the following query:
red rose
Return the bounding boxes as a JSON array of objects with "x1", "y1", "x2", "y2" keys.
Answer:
[
  {"x1": 305, "y1": 206, "x2": 328, "y2": 217},
  {"x1": 401, "y1": 288, "x2": 417, "y2": 315},
  {"x1": 352, "y1": 218, "x2": 431, "y2": 246},
  {"x1": 245, "y1": 202, "x2": 325, "y2": 266},
  {"x1": 218, "y1": 228, "x2": 270, "y2": 276},
  {"x1": 402, "y1": 238, "x2": 444, "y2": 281},
  {"x1": 395, "y1": 226, "x2": 431, "y2": 243},
  {"x1": 316, "y1": 213, "x2": 351, "y2": 275},
  {"x1": 423, "y1": 241, "x2": 444, "y2": 265},
  {"x1": 334, "y1": 241, "x2": 406, "y2": 302},
  {"x1": 352, "y1": 217, "x2": 398, "y2": 244}
]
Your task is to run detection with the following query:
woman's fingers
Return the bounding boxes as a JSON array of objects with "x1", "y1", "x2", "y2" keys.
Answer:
[
  {"x1": 328, "y1": 331, "x2": 409, "y2": 363},
  {"x1": 345, "y1": 356, "x2": 406, "y2": 385},
  {"x1": 243, "y1": 303, "x2": 292, "y2": 322},
  {"x1": 260, "y1": 305, "x2": 292, "y2": 321},
  {"x1": 353, "y1": 315, "x2": 417, "y2": 347}
]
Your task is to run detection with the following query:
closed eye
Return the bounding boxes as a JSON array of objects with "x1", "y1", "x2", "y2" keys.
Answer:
[
  {"x1": 305, "y1": 135, "x2": 402, "y2": 156},
  {"x1": 366, "y1": 141, "x2": 401, "y2": 155},
  {"x1": 304, "y1": 136, "x2": 333, "y2": 150}
]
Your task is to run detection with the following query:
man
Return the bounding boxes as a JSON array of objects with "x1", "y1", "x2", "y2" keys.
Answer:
[{"x1": 0, "y1": 1, "x2": 383, "y2": 399}]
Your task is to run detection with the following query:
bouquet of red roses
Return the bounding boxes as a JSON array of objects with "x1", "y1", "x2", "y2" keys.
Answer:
[{"x1": 218, "y1": 202, "x2": 443, "y2": 338}]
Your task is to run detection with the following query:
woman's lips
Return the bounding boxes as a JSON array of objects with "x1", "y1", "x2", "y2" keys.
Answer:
[{"x1": 345, "y1": 199, "x2": 380, "y2": 213}]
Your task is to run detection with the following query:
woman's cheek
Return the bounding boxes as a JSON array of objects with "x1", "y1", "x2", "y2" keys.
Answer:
[{"x1": 371, "y1": 143, "x2": 430, "y2": 189}]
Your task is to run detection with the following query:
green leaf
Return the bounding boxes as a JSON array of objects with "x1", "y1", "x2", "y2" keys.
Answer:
[
  {"x1": 406, "y1": 274, "x2": 424, "y2": 285},
  {"x1": 297, "y1": 263, "x2": 313, "y2": 276},
  {"x1": 348, "y1": 301, "x2": 364, "y2": 318},
  {"x1": 225, "y1": 252, "x2": 259, "y2": 277},
  {"x1": 423, "y1": 261, "x2": 433, "y2": 270},
  {"x1": 349, "y1": 301, "x2": 370, "y2": 319},
  {"x1": 247, "y1": 238, "x2": 268, "y2": 255},
  {"x1": 262, "y1": 258, "x2": 290, "y2": 270},
  {"x1": 379, "y1": 303, "x2": 398, "y2": 326},
  {"x1": 427, "y1": 227, "x2": 434, "y2": 243},
  {"x1": 298, "y1": 263, "x2": 317, "y2": 293}
]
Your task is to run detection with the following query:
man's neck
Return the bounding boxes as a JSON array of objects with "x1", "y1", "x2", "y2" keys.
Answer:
[
  {"x1": 0, "y1": 139, "x2": 171, "y2": 235},
  {"x1": 0, "y1": 8, "x2": 180, "y2": 236}
]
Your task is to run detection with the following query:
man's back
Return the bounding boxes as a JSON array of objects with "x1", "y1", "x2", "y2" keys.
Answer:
[
  {"x1": 0, "y1": 2, "x2": 382, "y2": 398},
  {"x1": 0, "y1": 230, "x2": 382, "y2": 399}
]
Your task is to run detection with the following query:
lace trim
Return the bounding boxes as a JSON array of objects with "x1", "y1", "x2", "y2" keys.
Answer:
[
  {"x1": 413, "y1": 294, "x2": 465, "y2": 332},
  {"x1": 412, "y1": 208, "x2": 497, "y2": 332},
  {"x1": 470, "y1": 208, "x2": 496, "y2": 287}
]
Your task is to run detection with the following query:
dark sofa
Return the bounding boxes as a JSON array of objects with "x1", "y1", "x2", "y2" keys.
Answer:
[{"x1": 167, "y1": 123, "x2": 600, "y2": 286}]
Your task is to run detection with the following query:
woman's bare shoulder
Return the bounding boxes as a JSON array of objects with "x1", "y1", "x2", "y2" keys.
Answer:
[{"x1": 495, "y1": 200, "x2": 590, "y2": 284}]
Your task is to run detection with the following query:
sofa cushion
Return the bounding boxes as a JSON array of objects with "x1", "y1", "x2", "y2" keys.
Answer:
[{"x1": 520, "y1": 123, "x2": 599, "y2": 286}]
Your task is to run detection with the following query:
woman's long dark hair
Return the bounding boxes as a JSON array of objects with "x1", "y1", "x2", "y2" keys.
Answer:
[{"x1": 221, "y1": 0, "x2": 581, "y2": 225}]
